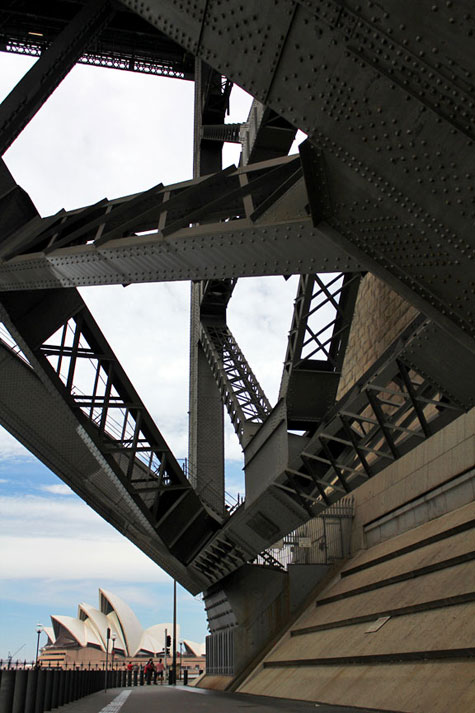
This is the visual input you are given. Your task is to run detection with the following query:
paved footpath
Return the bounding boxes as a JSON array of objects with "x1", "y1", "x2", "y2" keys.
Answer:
[{"x1": 52, "y1": 685, "x2": 398, "y2": 713}]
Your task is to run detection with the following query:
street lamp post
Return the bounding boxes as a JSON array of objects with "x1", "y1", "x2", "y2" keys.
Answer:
[
  {"x1": 112, "y1": 635, "x2": 116, "y2": 670},
  {"x1": 104, "y1": 627, "x2": 111, "y2": 691},
  {"x1": 172, "y1": 579, "x2": 177, "y2": 686},
  {"x1": 35, "y1": 624, "x2": 42, "y2": 665}
]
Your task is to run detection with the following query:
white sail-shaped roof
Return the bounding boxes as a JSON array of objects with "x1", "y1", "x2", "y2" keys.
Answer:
[
  {"x1": 183, "y1": 639, "x2": 205, "y2": 656},
  {"x1": 99, "y1": 588, "x2": 143, "y2": 657},
  {"x1": 52, "y1": 616, "x2": 89, "y2": 648},
  {"x1": 43, "y1": 626, "x2": 55, "y2": 646},
  {"x1": 77, "y1": 603, "x2": 122, "y2": 652},
  {"x1": 139, "y1": 623, "x2": 177, "y2": 655},
  {"x1": 46, "y1": 589, "x2": 194, "y2": 659}
]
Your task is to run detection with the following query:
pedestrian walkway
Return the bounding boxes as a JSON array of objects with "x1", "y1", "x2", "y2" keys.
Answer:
[{"x1": 51, "y1": 684, "x2": 399, "y2": 713}]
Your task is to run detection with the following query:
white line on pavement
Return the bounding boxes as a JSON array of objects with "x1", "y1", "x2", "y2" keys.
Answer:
[{"x1": 98, "y1": 690, "x2": 132, "y2": 713}]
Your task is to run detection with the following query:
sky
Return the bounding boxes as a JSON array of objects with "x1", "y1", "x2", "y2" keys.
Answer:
[{"x1": 0, "y1": 51, "x2": 302, "y2": 663}]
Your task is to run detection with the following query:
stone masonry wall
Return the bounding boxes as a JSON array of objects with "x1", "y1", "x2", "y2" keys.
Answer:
[{"x1": 337, "y1": 274, "x2": 418, "y2": 399}]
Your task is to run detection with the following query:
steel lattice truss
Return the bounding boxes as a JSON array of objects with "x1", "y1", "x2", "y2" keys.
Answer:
[
  {"x1": 0, "y1": 0, "x2": 474, "y2": 593},
  {"x1": 200, "y1": 322, "x2": 271, "y2": 447},
  {"x1": 0, "y1": 1, "x2": 195, "y2": 80}
]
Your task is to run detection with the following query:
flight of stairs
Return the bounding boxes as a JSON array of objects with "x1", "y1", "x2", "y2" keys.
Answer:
[{"x1": 238, "y1": 499, "x2": 475, "y2": 713}]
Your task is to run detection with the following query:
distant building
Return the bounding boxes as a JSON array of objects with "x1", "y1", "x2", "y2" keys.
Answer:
[{"x1": 38, "y1": 588, "x2": 205, "y2": 673}]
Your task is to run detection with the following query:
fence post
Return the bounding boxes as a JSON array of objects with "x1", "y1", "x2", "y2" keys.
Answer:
[
  {"x1": 0, "y1": 670, "x2": 16, "y2": 713},
  {"x1": 69, "y1": 670, "x2": 75, "y2": 704},
  {"x1": 43, "y1": 670, "x2": 53, "y2": 712},
  {"x1": 12, "y1": 670, "x2": 28, "y2": 713},
  {"x1": 50, "y1": 671, "x2": 58, "y2": 711},
  {"x1": 24, "y1": 670, "x2": 38, "y2": 713},
  {"x1": 57, "y1": 672, "x2": 65, "y2": 709},
  {"x1": 68, "y1": 672, "x2": 74, "y2": 703},
  {"x1": 34, "y1": 670, "x2": 46, "y2": 713}
]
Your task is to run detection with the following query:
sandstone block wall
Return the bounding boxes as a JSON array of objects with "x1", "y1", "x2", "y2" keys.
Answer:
[{"x1": 337, "y1": 274, "x2": 418, "y2": 399}]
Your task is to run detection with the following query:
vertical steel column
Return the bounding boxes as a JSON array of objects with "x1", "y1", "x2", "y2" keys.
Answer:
[
  {"x1": 0, "y1": 0, "x2": 114, "y2": 156},
  {"x1": 188, "y1": 60, "x2": 226, "y2": 516}
]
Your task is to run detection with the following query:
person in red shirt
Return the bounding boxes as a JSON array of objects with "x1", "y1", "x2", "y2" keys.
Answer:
[
  {"x1": 144, "y1": 659, "x2": 155, "y2": 685},
  {"x1": 155, "y1": 658, "x2": 164, "y2": 685}
]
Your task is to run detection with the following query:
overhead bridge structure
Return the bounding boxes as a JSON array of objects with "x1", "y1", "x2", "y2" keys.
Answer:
[{"x1": 0, "y1": 2, "x2": 474, "y2": 709}]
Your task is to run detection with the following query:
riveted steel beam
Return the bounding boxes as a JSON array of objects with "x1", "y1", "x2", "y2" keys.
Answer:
[
  {"x1": 0, "y1": 156, "x2": 362, "y2": 290},
  {"x1": 0, "y1": 217, "x2": 361, "y2": 290},
  {"x1": 119, "y1": 0, "x2": 475, "y2": 353},
  {"x1": 0, "y1": 159, "x2": 37, "y2": 241},
  {"x1": 0, "y1": 1, "x2": 195, "y2": 81}
]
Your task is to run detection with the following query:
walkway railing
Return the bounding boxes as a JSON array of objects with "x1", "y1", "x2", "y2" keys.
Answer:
[
  {"x1": 0, "y1": 668, "x2": 106, "y2": 713},
  {"x1": 0, "y1": 664, "x2": 196, "y2": 713},
  {"x1": 256, "y1": 496, "x2": 355, "y2": 569}
]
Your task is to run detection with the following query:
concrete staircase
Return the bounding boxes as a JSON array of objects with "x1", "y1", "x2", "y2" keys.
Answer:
[{"x1": 238, "y1": 499, "x2": 475, "y2": 713}]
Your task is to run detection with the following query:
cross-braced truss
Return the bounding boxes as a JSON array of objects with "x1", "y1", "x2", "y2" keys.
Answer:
[
  {"x1": 280, "y1": 271, "x2": 361, "y2": 430},
  {"x1": 282, "y1": 323, "x2": 466, "y2": 509}
]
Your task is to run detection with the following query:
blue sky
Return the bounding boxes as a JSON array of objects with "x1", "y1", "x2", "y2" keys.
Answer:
[
  {"x1": 0, "y1": 52, "x2": 301, "y2": 663},
  {"x1": 0, "y1": 454, "x2": 245, "y2": 662}
]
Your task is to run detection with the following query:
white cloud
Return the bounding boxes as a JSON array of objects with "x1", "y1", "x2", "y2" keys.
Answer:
[
  {"x1": 0, "y1": 579, "x2": 170, "y2": 610},
  {"x1": 109, "y1": 585, "x2": 167, "y2": 609},
  {"x1": 0, "y1": 495, "x2": 170, "y2": 582},
  {"x1": 3, "y1": 61, "x2": 194, "y2": 216},
  {"x1": 228, "y1": 275, "x2": 298, "y2": 404},
  {"x1": 0, "y1": 495, "x2": 107, "y2": 538},
  {"x1": 0, "y1": 427, "x2": 34, "y2": 461},
  {"x1": 0, "y1": 535, "x2": 169, "y2": 581},
  {"x1": 39, "y1": 484, "x2": 73, "y2": 496}
]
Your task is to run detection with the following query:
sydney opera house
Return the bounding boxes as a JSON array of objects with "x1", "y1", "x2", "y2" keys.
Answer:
[{"x1": 38, "y1": 588, "x2": 204, "y2": 669}]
